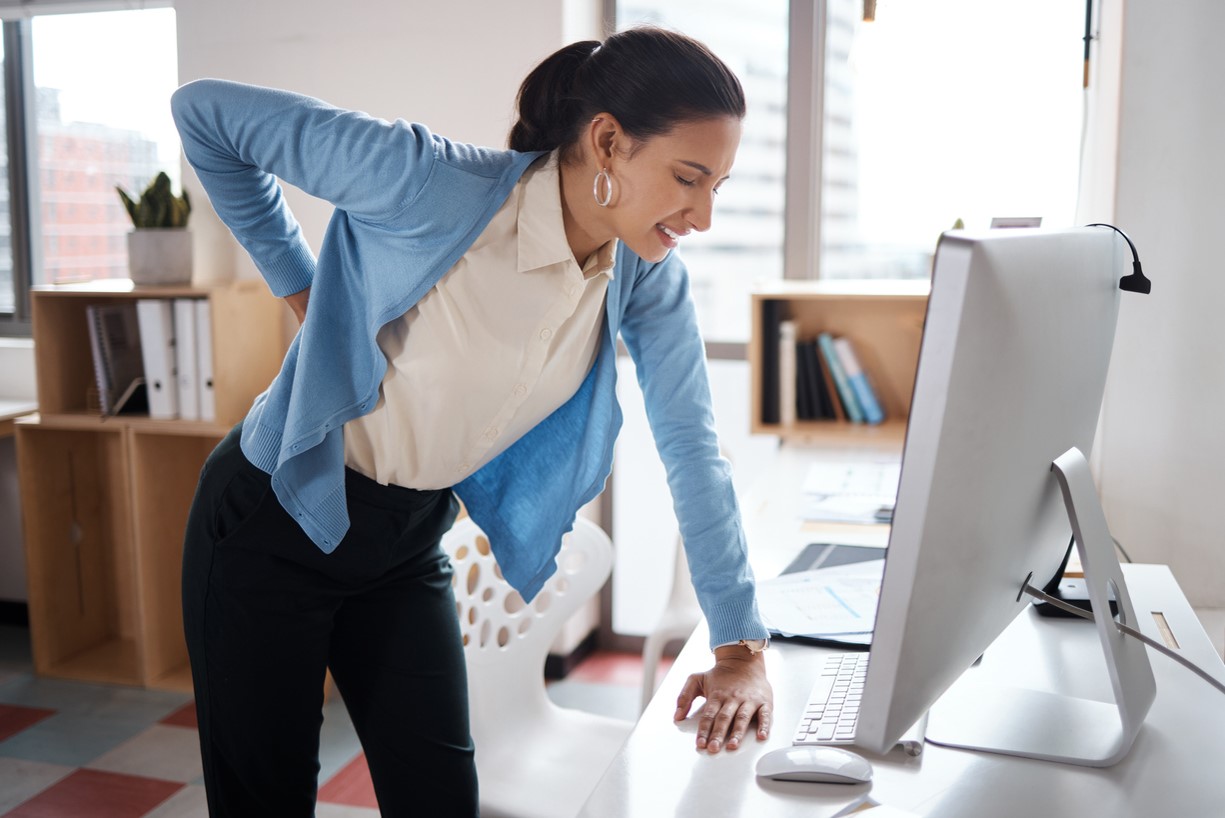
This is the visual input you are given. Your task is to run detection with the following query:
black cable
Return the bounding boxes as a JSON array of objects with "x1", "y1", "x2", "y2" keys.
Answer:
[
  {"x1": 1086, "y1": 223, "x2": 1152, "y2": 294},
  {"x1": 1112, "y1": 536, "x2": 1133, "y2": 564}
]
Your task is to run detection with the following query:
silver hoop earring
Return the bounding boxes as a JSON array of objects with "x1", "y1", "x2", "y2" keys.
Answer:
[{"x1": 593, "y1": 168, "x2": 613, "y2": 208}]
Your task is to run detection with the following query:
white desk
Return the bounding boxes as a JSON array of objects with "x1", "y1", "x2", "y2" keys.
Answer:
[
  {"x1": 0, "y1": 399, "x2": 37, "y2": 438},
  {"x1": 581, "y1": 444, "x2": 1225, "y2": 818}
]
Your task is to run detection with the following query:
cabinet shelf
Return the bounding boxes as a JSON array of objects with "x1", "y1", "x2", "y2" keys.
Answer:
[
  {"x1": 17, "y1": 280, "x2": 283, "y2": 690},
  {"x1": 751, "y1": 280, "x2": 929, "y2": 438},
  {"x1": 20, "y1": 412, "x2": 234, "y2": 437}
]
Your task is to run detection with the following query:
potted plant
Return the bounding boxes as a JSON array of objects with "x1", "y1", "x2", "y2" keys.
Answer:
[{"x1": 117, "y1": 171, "x2": 192, "y2": 285}]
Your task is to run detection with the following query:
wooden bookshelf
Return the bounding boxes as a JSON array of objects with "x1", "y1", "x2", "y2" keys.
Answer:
[
  {"x1": 15, "y1": 280, "x2": 282, "y2": 690},
  {"x1": 750, "y1": 279, "x2": 929, "y2": 441}
]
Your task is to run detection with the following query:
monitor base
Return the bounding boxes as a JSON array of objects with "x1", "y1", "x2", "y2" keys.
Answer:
[{"x1": 926, "y1": 447, "x2": 1155, "y2": 767}]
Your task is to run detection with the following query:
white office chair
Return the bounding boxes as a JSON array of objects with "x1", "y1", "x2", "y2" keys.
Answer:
[
  {"x1": 442, "y1": 515, "x2": 633, "y2": 818},
  {"x1": 639, "y1": 533, "x2": 703, "y2": 712}
]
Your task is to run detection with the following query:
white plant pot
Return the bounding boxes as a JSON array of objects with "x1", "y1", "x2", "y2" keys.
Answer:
[{"x1": 127, "y1": 228, "x2": 193, "y2": 286}]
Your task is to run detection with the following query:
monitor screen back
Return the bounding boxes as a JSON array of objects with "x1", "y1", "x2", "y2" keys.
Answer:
[{"x1": 856, "y1": 227, "x2": 1124, "y2": 753}]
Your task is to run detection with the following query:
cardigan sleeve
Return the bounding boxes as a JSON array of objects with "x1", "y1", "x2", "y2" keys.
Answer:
[
  {"x1": 618, "y1": 251, "x2": 768, "y2": 649},
  {"x1": 171, "y1": 78, "x2": 438, "y2": 297}
]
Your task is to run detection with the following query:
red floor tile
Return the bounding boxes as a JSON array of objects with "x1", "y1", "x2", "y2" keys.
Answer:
[
  {"x1": 158, "y1": 702, "x2": 198, "y2": 730},
  {"x1": 0, "y1": 703, "x2": 56, "y2": 742},
  {"x1": 318, "y1": 752, "x2": 378, "y2": 809},
  {"x1": 6, "y1": 768, "x2": 183, "y2": 818},
  {"x1": 567, "y1": 651, "x2": 672, "y2": 686}
]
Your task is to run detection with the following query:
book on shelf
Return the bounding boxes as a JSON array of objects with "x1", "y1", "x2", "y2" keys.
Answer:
[
  {"x1": 817, "y1": 332, "x2": 864, "y2": 423},
  {"x1": 779, "y1": 320, "x2": 798, "y2": 426},
  {"x1": 195, "y1": 298, "x2": 217, "y2": 422},
  {"x1": 86, "y1": 303, "x2": 147, "y2": 416},
  {"x1": 833, "y1": 336, "x2": 885, "y2": 425},
  {"x1": 174, "y1": 298, "x2": 201, "y2": 421},
  {"x1": 802, "y1": 338, "x2": 840, "y2": 420},
  {"x1": 760, "y1": 299, "x2": 783, "y2": 424},
  {"x1": 132, "y1": 297, "x2": 215, "y2": 422},
  {"x1": 135, "y1": 299, "x2": 179, "y2": 419},
  {"x1": 795, "y1": 338, "x2": 813, "y2": 420}
]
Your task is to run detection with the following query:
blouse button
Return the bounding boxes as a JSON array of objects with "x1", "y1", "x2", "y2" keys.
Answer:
[
  {"x1": 540, "y1": 328, "x2": 553, "y2": 341},
  {"x1": 513, "y1": 384, "x2": 527, "y2": 397}
]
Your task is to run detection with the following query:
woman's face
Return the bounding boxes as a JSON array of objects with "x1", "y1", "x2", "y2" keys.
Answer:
[{"x1": 605, "y1": 116, "x2": 742, "y2": 264}]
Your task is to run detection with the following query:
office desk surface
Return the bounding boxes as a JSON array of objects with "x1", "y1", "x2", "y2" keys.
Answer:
[
  {"x1": 582, "y1": 564, "x2": 1225, "y2": 817},
  {"x1": 580, "y1": 565, "x2": 1225, "y2": 813},
  {"x1": 0, "y1": 399, "x2": 36, "y2": 438}
]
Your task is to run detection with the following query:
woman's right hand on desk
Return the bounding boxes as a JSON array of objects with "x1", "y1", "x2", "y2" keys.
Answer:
[{"x1": 674, "y1": 648, "x2": 773, "y2": 754}]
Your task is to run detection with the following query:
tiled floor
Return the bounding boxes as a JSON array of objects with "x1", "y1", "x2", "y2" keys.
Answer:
[{"x1": 0, "y1": 625, "x2": 668, "y2": 817}]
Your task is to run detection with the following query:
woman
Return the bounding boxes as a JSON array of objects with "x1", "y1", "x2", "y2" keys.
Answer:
[{"x1": 174, "y1": 25, "x2": 772, "y2": 817}]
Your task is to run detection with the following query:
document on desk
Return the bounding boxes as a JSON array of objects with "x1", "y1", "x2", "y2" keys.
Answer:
[
  {"x1": 803, "y1": 494, "x2": 894, "y2": 525},
  {"x1": 802, "y1": 460, "x2": 900, "y2": 525},
  {"x1": 757, "y1": 559, "x2": 884, "y2": 642}
]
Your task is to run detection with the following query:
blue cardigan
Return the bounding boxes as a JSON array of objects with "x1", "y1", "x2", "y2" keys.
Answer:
[{"x1": 171, "y1": 79, "x2": 766, "y2": 649}]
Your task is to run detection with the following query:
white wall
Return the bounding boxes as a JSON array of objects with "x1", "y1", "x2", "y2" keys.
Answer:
[
  {"x1": 1096, "y1": 1, "x2": 1225, "y2": 608},
  {"x1": 174, "y1": 0, "x2": 582, "y2": 286}
]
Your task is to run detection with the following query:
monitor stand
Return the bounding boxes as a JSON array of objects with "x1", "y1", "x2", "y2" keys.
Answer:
[{"x1": 925, "y1": 446, "x2": 1156, "y2": 767}]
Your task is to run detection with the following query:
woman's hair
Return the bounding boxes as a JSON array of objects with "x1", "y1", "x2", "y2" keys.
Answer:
[{"x1": 508, "y1": 26, "x2": 745, "y2": 160}]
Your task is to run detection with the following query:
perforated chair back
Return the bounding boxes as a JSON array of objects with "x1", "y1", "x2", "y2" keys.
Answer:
[{"x1": 441, "y1": 515, "x2": 630, "y2": 818}]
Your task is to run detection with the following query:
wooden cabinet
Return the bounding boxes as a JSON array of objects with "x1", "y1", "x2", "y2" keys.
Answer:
[
  {"x1": 750, "y1": 280, "x2": 929, "y2": 442},
  {"x1": 15, "y1": 280, "x2": 282, "y2": 690}
]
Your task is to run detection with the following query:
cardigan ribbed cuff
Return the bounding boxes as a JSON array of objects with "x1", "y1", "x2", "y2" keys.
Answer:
[
  {"x1": 258, "y1": 238, "x2": 317, "y2": 297},
  {"x1": 704, "y1": 592, "x2": 769, "y2": 651}
]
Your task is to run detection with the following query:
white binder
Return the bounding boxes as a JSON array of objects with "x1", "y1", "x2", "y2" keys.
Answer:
[
  {"x1": 195, "y1": 298, "x2": 216, "y2": 422},
  {"x1": 135, "y1": 299, "x2": 179, "y2": 419},
  {"x1": 174, "y1": 298, "x2": 200, "y2": 421}
]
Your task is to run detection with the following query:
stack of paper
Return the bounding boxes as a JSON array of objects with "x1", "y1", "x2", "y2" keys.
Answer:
[
  {"x1": 802, "y1": 460, "x2": 900, "y2": 525},
  {"x1": 757, "y1": 559, "x2": 884, "y2": 644}
]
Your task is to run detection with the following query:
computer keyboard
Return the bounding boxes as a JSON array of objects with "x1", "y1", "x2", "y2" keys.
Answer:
[
  {"x1": 793, "y1": 652, "x2": 868, "y2": 746},
  {"x1": 792, "y1": 652, "x2": 928, "y2": 756}
]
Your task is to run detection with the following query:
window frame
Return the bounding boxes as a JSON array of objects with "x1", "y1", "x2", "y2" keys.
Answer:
[{"x1": 0, "y1": 18, "x2": 33, "y2": 336}]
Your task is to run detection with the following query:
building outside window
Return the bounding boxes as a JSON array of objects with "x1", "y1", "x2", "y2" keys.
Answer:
[{"x1": 0, "y1": 5, "x2": 179, "y2": 332}]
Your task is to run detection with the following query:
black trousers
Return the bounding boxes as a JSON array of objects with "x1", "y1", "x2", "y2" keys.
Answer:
[{"x1": 182, "y1": 422, "x2": 477, "y2": 817}]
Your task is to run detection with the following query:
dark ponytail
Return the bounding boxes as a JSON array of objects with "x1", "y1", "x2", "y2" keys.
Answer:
[{"x1": 509, "y1": 26, "x2": 746, "y2": 160}]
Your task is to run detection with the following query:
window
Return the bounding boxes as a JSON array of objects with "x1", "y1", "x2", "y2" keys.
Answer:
[
  {"x1": 819, "y1": 0, "x2": 1084, "y2": 280},
  {"x1": 617, "y1": 0, "x2": 789, "y2": 345},
  {"x1": 614, "y1": 0, "x2": 1084, "y2": 342},
  {"x1": 0, "y1": 4, "x2": 179, "y2": 334}
]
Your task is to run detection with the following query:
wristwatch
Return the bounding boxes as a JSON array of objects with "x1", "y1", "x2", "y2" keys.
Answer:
[{"x1": 736, "y1": 638, "x2": 769, "y2": 655}]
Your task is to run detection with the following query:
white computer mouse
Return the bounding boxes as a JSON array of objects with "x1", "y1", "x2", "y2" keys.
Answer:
[{"x1": 755, "y1": 745, "x2": 874, "y2": 784}]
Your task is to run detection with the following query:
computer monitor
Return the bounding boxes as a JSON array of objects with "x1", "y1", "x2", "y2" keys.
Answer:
[{"x1": 855, "y1": 226, "x2": 1155, "y2": 767}]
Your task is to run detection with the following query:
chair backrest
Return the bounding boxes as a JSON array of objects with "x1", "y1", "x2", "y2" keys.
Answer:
[{"x1": 441, "y1": 515, "x2": 613, "y2": 716}]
